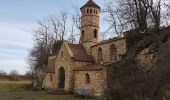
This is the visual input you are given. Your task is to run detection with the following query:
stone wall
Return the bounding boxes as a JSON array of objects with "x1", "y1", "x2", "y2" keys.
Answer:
[
  {"x1": 136, "y1": 48, "x2": 155, "y2": 71},
  {"x1": 82, "y1": 42, "x2": 97, "y2": 55},
  {"x1": 74, "y1": 68, "x2": 107, "y2": 97},
  {"x1": 42, "y1": 73, "x2": 56, "y2": 89},
  {"x1": 91, "y1": 38, "x2": 126, "y2": 63},
  {"x1": 54, "y1": 42, "x2": 92, "y2": 92},
  {"x1": 80, "y1": 6, "x2": 100, "y2": 43}
]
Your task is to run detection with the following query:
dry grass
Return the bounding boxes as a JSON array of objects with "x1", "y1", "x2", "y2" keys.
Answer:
[{"x1": 0, "y1": 81, "x2": 99, "y2": 100}]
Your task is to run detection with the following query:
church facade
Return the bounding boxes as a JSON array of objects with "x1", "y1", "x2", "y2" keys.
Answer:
[{"x1": 42, "y1": 0, "x2": 126, "y2": 97}]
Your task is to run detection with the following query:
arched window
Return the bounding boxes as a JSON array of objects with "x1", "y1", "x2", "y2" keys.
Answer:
[
  {"x1": 98, "y1": 47, "x2": 103, "y2": 63},
  {"x1": 85, "y1": 73, "x2": 90, "y2": 84},
  {"x1": 110, "y1": 44, "x2": 117, "y2": 61},
  {"x1": 90, "y1": 9, "x2": 92, "y2": 13},
  {"x1": 81, "y1": 30, "x2": 85, "y2": 42},
  {"x1": 93, "y1": 9, "x2": 95, "y2": 14},
  {"x1": 87, "y1": 9, "x2": 89, "y2": 13},
  {"x1": 94, "y1": 29, "x2": 97, "y2": 38},
  {"x1": 58, "y1": 67, "x2": 65, "y2": 88},
  {"x1": 50, "y1": 75, "x2": 53, "y2": 81},
  {"x1": 61, "y1": 51, "x2": 63, "y2": 58}
]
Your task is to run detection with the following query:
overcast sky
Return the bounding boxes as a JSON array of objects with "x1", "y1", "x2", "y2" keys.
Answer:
[{"x1": 0, "y1": 0, "x2": 109, "y2": 74}]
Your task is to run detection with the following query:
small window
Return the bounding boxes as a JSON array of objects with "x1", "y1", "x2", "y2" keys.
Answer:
[
  {"x1": 93, "y1": 9, "x2": 95, "y2": 13},
  {"x1": 85, "y1": 73, "x2": 90, "y2": 84},
  {"x1": 50, "y1": 75, "x2": 53, "y2": 81},
  {"x1": 81, "y1": 30, "x2": 85, "y2": 42},
  {"x1": 96, "y1": 10, "x2": 98, "y2": 14},
  {"x1": 61, "y1": 51, "x2": 63, "y2": 58},
  {"x1": 90, "y1": 9, "x2": 92, "y2": 13},
  {"x1": 94, "y1": 29, "x2": 97, "y2": 38},
  {"x1": 87, "y1": 9, "x2": 89, "y2": 13},
  {"x1": 98, "y1": 47, "x2": 103, "y2": 63}
]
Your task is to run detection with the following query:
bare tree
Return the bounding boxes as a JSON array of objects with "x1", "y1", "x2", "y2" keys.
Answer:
[
  {"x1": 68, "y1": 14, "x2": 80, "y2": 43},
  {"x1": 0, "y1": 70, "x2": 7, "y2": 76},
  {"x1": 103, "y1": 2, "x2": 125, "y2": 36},
  {"x1": 72, "y1": 7, "x2": 81, "y2": 31},
  {"x1": 9, "y1": 70, "x2": 19, "y2": 81},
  {"x1": 117, "y1": 0, "x2": 149, "y2": 33},
  {"x1": 28, "y1": 10, "x2": 80, "y2": 89},
  {"x1": 104, "y1": 0, "x2": 170, "y2": 34}
]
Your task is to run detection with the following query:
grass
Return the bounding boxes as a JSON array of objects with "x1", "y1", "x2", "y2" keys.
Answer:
[{"x1": 0, "y1": 81, "x2": 100, "y2": 100}]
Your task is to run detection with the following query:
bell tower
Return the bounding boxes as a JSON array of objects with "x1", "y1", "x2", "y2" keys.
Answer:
[{"x1": 80, "y1": 0, "x2": 100, "y2": 43}]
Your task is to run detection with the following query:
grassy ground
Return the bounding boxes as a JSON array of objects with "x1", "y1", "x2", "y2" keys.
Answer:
[{"x1": 0, "y1": 81, "x2": 99, "y2": 100}]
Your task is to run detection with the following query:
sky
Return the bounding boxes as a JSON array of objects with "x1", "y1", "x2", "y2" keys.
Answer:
[{"x1": 0, "y1": 0, "x2": 109, "y2": 75}]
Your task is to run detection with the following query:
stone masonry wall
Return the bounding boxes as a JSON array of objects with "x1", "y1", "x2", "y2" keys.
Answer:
[
  {"x1": 82, "y1": 42, "x2": 97, "y2": 55},
  {"x1": 43, "y1": 73, "x2": 56, "y2": 89},
  {"x1": 136, "y1": 48, "x2": 155, "y2": 71},
  {"x1": 80, "y1": 6, "x2": 100, "y2": 43},
  {"x1": 91, "y1": 38, "x2": 126, "y2": 63},
  {"x1": 54, "y1": 42, "x2": 92, "y2": 92},
  {"x1": 74, "y1": 68, "x2": 107, "y2": 97}
]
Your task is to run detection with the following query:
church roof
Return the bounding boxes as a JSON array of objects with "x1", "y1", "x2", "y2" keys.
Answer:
[
  {"x1": 81, "y1": 0, "x2": 100, "y2": 10},
  {"x1": 67, "y1": 43, "x2": 95, "y2": 62},
  {"x1": 74, "y1": 63, "x2": 103, "y2": 71}
]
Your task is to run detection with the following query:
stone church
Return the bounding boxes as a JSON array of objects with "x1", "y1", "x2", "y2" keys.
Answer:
[{"x1": 43, "y1": 0, "x2": 126, "y2": 96}]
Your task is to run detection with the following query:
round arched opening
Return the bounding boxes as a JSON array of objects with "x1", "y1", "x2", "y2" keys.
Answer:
[{"x1": 58, "y1": 67, "x2": 65, "y2": 88}]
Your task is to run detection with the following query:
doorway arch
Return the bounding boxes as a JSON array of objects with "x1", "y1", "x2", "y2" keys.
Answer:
[{"x1": 58, "y1": 67, "x2": 65, "y2": 88}]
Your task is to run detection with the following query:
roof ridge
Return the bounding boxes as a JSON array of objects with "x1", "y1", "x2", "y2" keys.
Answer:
[{"x1": 81, "y1": 0, "x2": 100, "y2": 9}]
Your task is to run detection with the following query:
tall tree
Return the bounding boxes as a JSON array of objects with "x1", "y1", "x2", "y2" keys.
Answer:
[{"x1": 104, "y1": 0, "x2": 170, "y2": 34}]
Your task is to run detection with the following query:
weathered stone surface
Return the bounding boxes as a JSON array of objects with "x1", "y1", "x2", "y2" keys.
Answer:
[
  {"x1": 91, "y1": 38, "x2": 126, "y2": 63},
  {"x1": 136, "y1": 48, "x2": 155, "y2": 70},
  {"x1": 74, "y1": 68, "x2": 107, "y2": 97},
  {"x1": 42, "y1": 0, "x2": 127, "y2": 97}
]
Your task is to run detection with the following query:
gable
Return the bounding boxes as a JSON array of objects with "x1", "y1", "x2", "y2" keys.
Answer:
[
  {"x1": 47, "y1": 55, "x2": 56, "y2": 73},
  {"x1": 56, "y1": 42, "x2": 72, "y2": 61},
  {"x1": 56, "y1": 42, "x2": 95, "y2": 63}
]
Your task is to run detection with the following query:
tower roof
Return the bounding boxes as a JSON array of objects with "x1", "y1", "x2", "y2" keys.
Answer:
[{"x1": 81, "y1": 0, "x2": 100, "y2": 10}]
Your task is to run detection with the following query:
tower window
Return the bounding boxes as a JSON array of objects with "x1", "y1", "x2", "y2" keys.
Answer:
[
  {"x1": 93, "y1": 9, "x2": 95, "y2": 13},
  {"x1": 85, "y1": 73, "x2": 90, "y2": 84},
  {"x1": 96, "y1": 10, "x2": 98, "y2": 14},
  {"x1": 94, "y1": 29, "x2": 97, "y2": 38},
  {"x1": 50, "y1": 75, "x2": 53, "y2": 81},
  {"x1": 61, "y1": 51, "x2": 63, "y2": 58},
  {"x1": 90, "y1": 9, "x2": 92, "y2": 13},
  {"x1": 81, "y1": 30, "x2": 85, "y2": 42},
  {"x1": 87, "y1": 9, "x2": 89, "y2": 13}
]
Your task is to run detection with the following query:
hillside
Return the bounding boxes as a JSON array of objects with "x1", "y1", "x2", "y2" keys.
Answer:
[{"x1": 106, "y1": 27, "x2": 170, "y2": 100}]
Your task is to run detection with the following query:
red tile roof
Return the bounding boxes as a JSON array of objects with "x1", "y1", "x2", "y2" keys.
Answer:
[
  {"x1": 74, "y1": 63, "x2": 103, "y2": 71},
  {"x1": 81, "y1": 0, "x2": 100, "y2": 9},
  {"x1": 67, "y1": 43, "x2": 95, "y2": 62}
]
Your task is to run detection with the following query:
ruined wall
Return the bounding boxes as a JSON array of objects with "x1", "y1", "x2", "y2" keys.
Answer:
[
  {"x1": 136, "y1": 48, "x2": 155, "y2": 71},
  {"x1": 91, "y1": 38, "x2": 126, "y2": 63}
]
